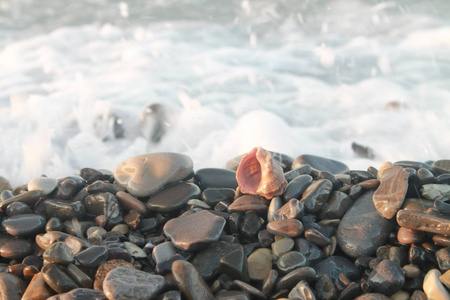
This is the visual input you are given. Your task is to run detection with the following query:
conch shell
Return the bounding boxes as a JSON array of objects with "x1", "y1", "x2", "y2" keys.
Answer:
[{"x1": 236, "y1": 147, "x2": 287, "y2": 199}]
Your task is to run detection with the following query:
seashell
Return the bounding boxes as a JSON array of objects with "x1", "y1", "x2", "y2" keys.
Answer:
[{"x1": 236, "y1": 147, "x2": 287, "y2": 199}]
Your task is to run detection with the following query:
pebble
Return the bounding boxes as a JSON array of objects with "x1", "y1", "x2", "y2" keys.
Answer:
[
  {"x1": 318, "y1": 190, "x2": 352, "y2": 220},
  {"x1": 0, "y1": 176, "x2": 12, "y2": 192},
  {"x1": 47, "y1": 288, "x2": 106, "y2": 300},
  {"x1": 272, "y1": 238, "x2": 294, "y2": 260},
  {"x1": 247, "y1": 248, "x2": 273, "y2": 281},
  {"x1": 0, "y1": 189, "x2": 43, "y2": 211},
  {"x1": 0, "y1": 272, "x2": 26, "y2": 300},
  {"x1": 421, "y1": 183, "x2": 450, "y2": 202},
  {"x1": 215, "y1": 290, "x2": 251, "y2": 300},
  {"x1": 432, "y1": 160, "x2": 450, "y2": 175},
  {"x1": 372, "y1": 166, "x2": 409, "y2": 219},
  {"x1": 266, "y1": 219, "x2": 304, "y2": 237},
  {"x1": 53, "y1": 177, "x2": 79, "y2": 200},
  {"x1": 276, "y1": 266, "x2": 316, "y2": 291},
  {"x1": 93, "y1": 259, "x2": 135, "y2": 291},
  {"x1": 171, "y1": 260, "x2": 214, "y2": 300},
  {"x1": 116, "y1": 191, "x2": 147, "y2": 214},
  {"x1": 103, "y1": 267, "x2": 166, "y2": 300},
  {"x1": 439, "y1": 269, "x2": 450, "y2": 289},
  {"x1": 267, "y1": 196, "x2": 283, "y2": 222},
  {"x1": 337, "y1": 191, "x2": 394, "y2": 258},
  {"x1": 288, "y1": 280, "x2": 316, "y2": 300},
  {"x1": 0, "y1": 235, "x2": 32, "y2": 259},
  {"x1": 314, "y1": 256, "x2": 360, "y2": 281},
  {"x1": 43, "y1": 241, "x2": 75, "y2": 265},
  {"x1": 5, "y1": 201, "x2": 32, "y2": 216},
  {"x1": 201, "y1": 188, "x2": 235, "y2": 207},
  {"x1": 75, "y1": 246, "x2": 108, "y2": 268},
  {"x1": 315, "y1": 274, "x2": 336, "y2": 300},
  {"x1": 146, "y1": 182, "x2": 201, "y2": 213},
  {"x1": 42, "y1": 263, "x2": 79, "y2": 294},
  {"x1": 396, "y1": 209, "x2": 450, "y2": 236},
  {"x1": 367, "y1": 259, "x2": 405, "y2": 296},
  {"x1": 397, "y1": 227, "x2": 425, "y2": 244},
  {"x1": 262, "y1": 269, "x2": 278, "y2": 294},
  {"x1": 2, "y1": 213, "x2": 46, "y2": 237},
  {"x1": 45, "y1": 199, "x2": 86, "y2": 220},
  {"x1": 423, "y1": 269, "x2": 450, "y2": 300},
  {"x1": 276, "y1": 251, "x2": 306, "y2": 273},
  {"x1": 228, "y1": 195, "x2": 269, "y2": 216},
  {"x1": 292, "y1": 154, "x2": 349, "y2": 174},
  {"x1": 300, "y1": 179, "x2": 333, "y2": 213},
  {"x1": 114, "y1": 153, "x2": 193, "y2": 197},
  {"x1": 220, "y1": 247, "x2": 250, "y2": 282},
  {"x1": 194, "y1": 168, "x2": 238, "y2": 190},
  {"x1": 65, "y1": 263, "x2": 93, "y2": 288},
  {"x1": 355, "y1": 294, "x2": 390, "y2": 300},
  {"x1": 273, "y1": 198, "x2": 304, "y2": 221},
  {"x1": 22, "y1": 272, "x2": 53, "y2": 300},
  {"x1": 28, "y1": 176, "x2": 58, "y2": 195},
  {"x1": 282, "y1": 175, "x2": 313, "y2": 201},
  {"x1": 233, "y1": 280, "x2": 267, "y2": 299}
]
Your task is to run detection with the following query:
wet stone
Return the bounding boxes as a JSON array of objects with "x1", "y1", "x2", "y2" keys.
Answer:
[
  {"x1": 314, "y1": 256, "x2": 360, "y2": 281},
  {"x1": 288, "y1": 280, "x2": 315, "y2": 300},
  {"x1": 258, "y1": 229, "x2": 274, "y2": 248},
  {"x1": 22, "y1": 272, "x2": 53, "y2": 300},
  {"x1": 273, "y1": 198, "x2": 304, "y2": 221},
  {"x1": 123, "y1": 241, "x2": 147, "y2": 258},
  {"x1": 47, "y1": 288, "x2": 106, "y2": 300},
  {"x1": 103, "y1": 267, "x2": 166, "y2": 300},
  {"x1": 84, "y1": 192, "x2": 119, "y2": 218},
  {"x1": 294, "y1": 237, "x2": 323, "y2": 266},
  {"x1": 2, "y1": 214, "x2": 46, "y2": 237},
  {"x1": 152, "y1": 241, "x2": 183, "y2": 274},
  {"x1": 42, "y1": 263, "x2": 79, "y2": 293},
  {"x1": 318, "y1": 190, "x2": 352, "y2": 220},
  {"x1": 315, "y1": 274, "x2": 337, "y2": 300},
  {"x1": 421, "y1": 184, "x2": 450, "y2": 202},
  {"x1": 396, "y1": 209, "x2": 450, "y2": 236},
  {"x1": 172, "y1": 260, "x2": 214, "y2": 300},
  {"x1": 272, "y1": 238, "x2": 294, "y2": 260},
  {"x1": 114, "y1": 153, "x2": 193, "y2": 197},
  {"x1": 6, "y1": 201, "x2": 32, "y2": 216},
  {"x1": 436, "y1": 247, "x2": 450, "y2": 272},
  {"x1": 45, "y1": 199, "x2": 86, "y2": 220},
  {"x1": 300, "y1": 179, "x2": 333, "y2": 213},
  {"x1": 262, "y1": 269, "x2": 278, "y2": 294},
  {"x1": 0, "y1": 272, "x2": 26, "y2": 300},
  {"x1": 0, "y1": 235, "x2": 32, "y2": 259},
  {"x1": 220, "y1": 247, "x2": 250, "y2": 282},
  {"x1": 194, "y1": 168, "x2": 238, "y2": 190},
  {"x1": 267, "y1": 219, "x2": 304, "y2": 238},
  {"x1": 159, "y1": 290, "x2": 181, "y2": 300},
  {"x1": 423, "y1": 269, "x2": 450, "y2": 299},
  {"x1": 276, "y1": 266, "x2": 316, "y2": 291},
  {"x1": 432, "y1": 159, "x2": 450, "y2": 175},
  {"x1": 146, "y1": 182, "x2": 201, "y2": 213},
  {"x1": 247, "y1": 248, "x2": 273, "y2": 281},
  {"x1": 233, "y1": 280, "x2": 267, "y2": 299},
  {"x1": 285, "y1": 165, "x2": 312, "y2": 182},
  {"x1": 355, "y1": 294, "x2": 390, "y2": 300},
  {"x1": 44, "y1": 241, "x2": 74, "y2": 265},
  {"x1": 80, "y1": 168, "x2": 111, "y2": 184},
  {"x1": 116, "y1": 191, "x2": 147, "y2": 215},
  {"x1": 367, "y1": 259, "x2": 405, "y2": 296},
  {"x1": 65, "y1": 263, "x2": 93, "y2": 288},
  {"x1": 397, "y1": 227, "x2": 425, "y2": 245},
  {"x1": 53, "y1": 177, "x2": 79, "y2": 200},
  {"x1": 28, "y1": 176, "x2": 58, "y2": 196},
  {"x1": 437, "y1": 174, "x2": 450, "y2": 185},
  {"x1": 276, "y1": 251, "x2": 306, "y2": 274},
  {"x1": 46, "y1": 217, "x2": 64, "y2": 232},
  {"x1": 215, "y1": 290, "x2": 251, "y2": 300},
  {"x1": 228, "y1": 195, "x2": 268, "y2": 216},
  {"x1": 293, "y1": 154, "x2": 349, "y2": 174},
  {"x1": 201, "y1": 188, "x2": 235, "y2": 207},
  {"x1": 337, "y1": 190, "x2": 394, "y2": 258},
  {"x1": 93, "y1": 259, "x2": 135, "y2": 291},
  {"x1": 267, "y1": 196, "x2": 283, "y2": 222},
  {"x1": 75, "y1": 246, "x2": 108, "y2": 268},
  {"x1": 282, "y1": 175, "x2": 313, "y2": 201},
  {"x1": 240, "y1": 211, "x2": 262, "y2": 238},
  {"x1": 87, "y1": 180, "x2": 124, "y2": 195},
  {"x1": 304, "y1": 228, "x2": 331, "y2": 246}
]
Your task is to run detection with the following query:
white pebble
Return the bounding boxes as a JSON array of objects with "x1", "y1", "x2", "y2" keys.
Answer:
[{"x1": 28, "y1": 177, "x2": 58, "y2": 195}]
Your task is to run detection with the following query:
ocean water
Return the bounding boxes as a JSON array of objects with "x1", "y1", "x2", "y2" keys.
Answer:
[{"x1": 0, "y1": 0, "x2": 449, "y2": 186}]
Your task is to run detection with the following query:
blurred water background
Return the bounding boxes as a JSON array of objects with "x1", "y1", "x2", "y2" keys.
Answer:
[{"x1": 0, "y1": 0, "x2": 449, "y2": 185}]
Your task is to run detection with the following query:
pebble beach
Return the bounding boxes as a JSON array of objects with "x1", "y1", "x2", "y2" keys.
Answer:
[{"x1": 0, "y1": 148, "x2": 450, "y2": 299}]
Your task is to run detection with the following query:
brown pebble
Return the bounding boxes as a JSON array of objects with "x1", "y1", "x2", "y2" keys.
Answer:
[
  {"x1": 357, "y1": 179, "x2": 380, "y2": 190},
  {"x1": 22, "y1": 273, "x2": 53, "y2": 300},
  {"x1": 94, "y1": 259, "x2": 135, "y2": 291},
  {"x1": 266, "y1": 219, "x2": 304, "y2": 238},
  {"x1": 172, "y1": 260, "x2": 213, "y2": 300},
  {"x1": 397, "y1": 209, "x2": 450, "y2": 236},
  {"x1": 0, "y1": 272, "x2": 26, "y2": 300},
  {"x1": 116, "y1": 191, "x2": 147, "y2": 215},
  {"x1": 397, "y1": 227, "x2": 425, "y2": 244}
]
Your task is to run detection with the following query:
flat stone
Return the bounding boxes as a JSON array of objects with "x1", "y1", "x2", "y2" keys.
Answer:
[
  {"x1": 276, "y1": 251, "x2": 306, "y2": 274},
  {"x1": 0, "y1": 190, "x2": 43, "y2": 212},
  {"x1": 194, "y1": 168, "x2": 238, "y2": 190},
  {"x1": 146, "y1": 182, "x2": 201, "y2": 213},
  {"x1": 0, "y1": 234, "x2": 32, "y2": 259},
  {"x1": 192, "y1": 241, "x2": 242, "y2": 280},
  {"x1": 262, "y1": 269, "x2": 278, "y2": 294},
  {"x1": 272, "y1": 238, "x2": 294, "y2": 260},
  {"x1": 201, "y1": 188, "x2": 235, "y2": 207},
  {"x1": 42, "y1": 263, "x2": 79, "y2": 294},
  {"x1": 43, "y1": 241, "x2": 75, "y2": 265},
  {"x1": 367, "y1": 259, "x2": 405, "y2": 296},
  {"x1": 304, "y1": 228, "x2": 331, "y2": 247},
  {"x1": 103, "y1": 267, "x2": 166, "y2": 300},
  {"x1": 123, "y1": 242, "x2": 147, "y2": 259},
  {"x1": 233, "y1": 280, "x2": 267, "y2": 299},
  {"x1": 247, "y1": 248, "x2": 272, "y2": 281},
  {"x1": 294, "y1": 238, "x2": 323, "y2": 266},
  {"x1": 292, "y1": 154, "x2": 349, "y2": 174},
  {"x1": 79, "y1": 168, "x2": 111, "y2": 184},
  {"x1": 300, "y1": 179, "x2": 333, "y2": 213},
  {"x1": 2, "y1": 214, "x2": 46, "y2": 237},
  {"x1": 313, "y1": 256, "x2": 360, "y2": 281},
  {"x1": 0, "y1": 272, "x2": 26, "y2": 300},
  {"x1": 94, "y1": 259, "x2": 135, "y2": 291},
  {"x1": 22, "y1": 273, "x2": 53, "y2": 300},
  {"x1": 373, "y1": 166, "x2": 409, "y2": 219},
  {"x1": 266, "y1": 219, "x2": 304, "y2": 238},
  {"x1": 116, "y1": 191, "x2": 147, "y2": 214},
  {"x1": 432, "y1": 160, "x2": 450, "y2": 175},
  {"x1": 288, "y1": 280, "x2": 315, "y2": 300},
  {"x1": 53, "y1": 177, "x2": 79, "y2": 200},
  {"x1": 423, "y1": 269, "x2": 450, "y2": 300},
  {"x1": 318, "y1": 190, "x2": 353, "y2": 220},
  {"x1": 337, "y1": 191, "x2": 395, "y2": 258},
  {"x1": 28, "y1": 177, "x2": 58, "y2": 196},
  {"x1": 75, "y1": 246, "x2": 108, "y2": 268},
  {"x1": 276, "y1": 266, "x2": 316, "y2": 291},
  {"x1": 65, "y1": 264, "x2": 93, "y2": 288},
  {"x1": 396, "y1": 209, "x2": 450, "y2": 236},
  {"x1": 421, "y1": 184, "x2": 450, "y2": 202},
  {"x1": 273, "y1": 198, "x2": 304, "y2": 221},
  {"x1": 45, "y1": 199, "x2": 86, "y2": 220},
  {"x1": 114, "y1": 153, "x2": 193, "y2": 197},
  {"x1": 282, "y1": 175, "x2": 313, "y2": 201},
  {"x1": 228, "y1": 195, "x2": 269, "y2": 216},
  {"x1": 171, "y1": 260, "x2": 214, "y2": 300},
  {"x1": 163, "y1": 210, "x2": 226, "y2": 251},
  {"x1": 5, "y1": 201, "x2": 33, "y2": 216},
  {"x1": 47, "y1": 288, "x2": 106, "y2": 300},
  {"x1": 220, "y1": 247, "x2": 249, "y2": 282}
]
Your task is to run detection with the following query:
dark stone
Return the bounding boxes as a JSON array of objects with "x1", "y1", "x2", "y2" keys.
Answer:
[
  {"x1": 146, "y1": 182, "x2": 201, "y2": 213},
  {"x1": 397, "y1": 209, "x2": 450, "y2": 236},
  {"x1": 232, "y1": 280, "x2": 266, "y2": 299},
  {"x1": 123, "y1": 210, "x2": 141, "y2": 230},
  {"x1": 87, "y1": 180, "x2": 124, "y2": 195},
  {"x1": 337, "y1": 191, "x2": 395, "y2": 258},
  {"x1": 393, "y1": 161, "x2": 436, "y2": 175},
  {"x1": 285, "y1": 165, "x2": 312, "y2": 182},
  {"x1": 262, "y1": 269, "x2": 278, "y2": 294},
  {"x1": 116, "y1": 191, "x2": 147, "y2": 215},
  {"x1": 240, "y1": 211, "x2": 262, "y2": 238},
  {"x1": 273, "y1": 198, "x2": 304, "y2": 221},
  {"x1": 437, "y1": 174, "x2": 450, "y2": 185},
  {"x1": 93, "y1": 259, "x2": 135, "y2": 291},
  {"x1": 292, "y1": 154, "x2": 349, "y2": 175},
  {"x1": 436, "y1": 247, "x2": 450, "y2": 272},
  {"x1": 258, "y1": 230, "x2": 274, "y2": 248},
  {"x1": 300, "y1": 179, "x2": 333, "y2": 213},
  {"x1": 65, "y1": 264, "x2": 93, "y2": 288},
  {"x1": 315, "y1": 274, "x2": 337, "y2": 300},
  {"x1": 2, "y1": 214, "x2": 46, "y2": 237},
  {"x1": 152, "y1": 241, "x2": 185, "y2": 274},
  {"x1": 79, "y1": 168, "x2": 111, "y2": 184},
  {"x1": 0, "y1": 190, "x2": 43, "y2": 212},
  {"x1": 220, "y1": 247, "x2": 250, "y2": 282},
  {"x1": 53, "y1": 178, "x2": 80, "y2": 200},
  {"x1": 266, "y1": 219, "x2": 304, "y2": 238},
  {"x1": 276, "y1": 251, "x2": 307, "y2": 274},
  {"x1": 201, "y1": 188, "x2": 235, "y2": 207},
  {"x1": 318, "y1": 191, "x2": 352, "y2": 220},
  {"x1": 293, "y1": 238, "x2": 323, "y2": 266},
  {"x1": 194, "y1": 168, "x2": 238, "y2": 190},
  {"x1": 314, "y1": 256, "x2": 360, "y2": 281},
  {"x1": 367, "y1": 259, "x2": 405, "y2": 296},
  {"x1": 46, "y1": 217, "x2": 64, "y2": 232},
  {"x1": 283, "y1": 175, "x2": 313, "y2": 201},
  {"x1": 42, "y1": 263, "x2": 79, "y2": 293},
  {"x1": 47, "y1": 288, "x2": 106, "y2": 300},
  {"x1": 45, "y1": 199, "x2": 86, "y2": 220},
  {"x1": 0, "y1": 272, "x2": 26, "y2": 300},
  {"x1": 228, "y1": 195, "x2": 269, "y2": 217},
  {"x1": 5, "y1": 202, "x2": 32, "y2": 216},
  {"x1": 304, "y1": 228, "x2": 331, "y2": 247},
  {"x1": 84, "y1": 193, "x2": 120, "y2": 219},
  {"x1": 432, "y1": 160, "x2": 450, "y2": 175},
  {"x1": 171, "y1": 260, "x2": 214, "y2": 300},
  {"x1": 75, "y1": 246, "x2": 108, "y2": 268},
  {"x1": 215, "y1": 290, "x2": 250, "y2": 300}
]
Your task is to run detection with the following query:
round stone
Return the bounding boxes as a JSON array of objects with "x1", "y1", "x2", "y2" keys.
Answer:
[
  {"x1": 0, "y1": 235, "x2": 32, "y2": 259},
  {"x1": 2, "y1": 214, "x2": 46, "y2": 237},
  {"x1": 194, "y1": 168, "x2": 238, "y2": 190},
  {"x1": 266, "y1": 219, "x2": 304, "y2": 238},
  {"x1": 28, "y1": 177, "x2": 58, "y2": 196},
  {"x1": 277, "y1": 251, "x2": 307, "y2": 274},
  {"x1": 75, "y1": 246, "x2": 108, "y2": 268},
  {"x1": 292, "y1": 154, "x2": 349, "y2": 174},
  {"x1": 45, "y1": 199, "x2": 86, "y2": 220},
  {"x1": 114, "y1": 153, "x2": 193, "y2": 197},
  {"x1": 103, "y1": 267, "x2": 166, "y2": 300},
  {"x1": 300, "y1": 179, "x2": 333, "y2": 213},
  {"x1": 22, "y1": 273, "x2": 53, "y2": 300},
  {"x1": 423, "y1": 269, "x2": 450, "y2": 299},
  {"x1": 171, "y1": 260, "x2": 214, "y2": 300},
  {"x1": 0, "y1": 272, "x2": 26, "y2": 300},
  {"x1": 432, "y1": 160, "x2": 450, "y2": 175},
  {"x1": 146, "y1": 182, "x2": 201, "y2": 213},
  {"x1": 94, "y1": 259, "x2": 135, "y2": 291},
  {"x1": 247, "y1": 248, "x2": 272, "y2": 281}
]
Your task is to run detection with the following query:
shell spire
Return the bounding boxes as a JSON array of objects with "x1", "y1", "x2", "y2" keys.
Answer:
[{"x1": 236, "y1": 146, "x2": 287, "y2": 199}]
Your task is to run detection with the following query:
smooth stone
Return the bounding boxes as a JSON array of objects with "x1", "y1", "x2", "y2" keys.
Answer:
[
  {"x1": 300, "y1": 179, "x2": 333, "y2": 213},
  {"x1": 123, "y1": 241, "x2": 146, "y2": 258},
  {"x1": 292, "y1": 154, "x2": 349, "y2": 174},
  {"x1": 146, "y1": 182, "x2": 201, "y2": 213},
  {"x1": 2, "y1": 214, "x2": 46, "y2": 237},
  {"x1": 423, "y1": 269, "x2": 450, "y2": 300},
  {"x1": 36, "y1": 231, "x2": 89, "y2": 254},
  {"x1": 285, "y1": 165, "x2": 312, "y2": 182},
  {"x1": 228, "y1": 195, "x2": 269, "y2": 217},
  {"x1": 103, "y1": 267, "x2": 166, "y2": 300},
  {"x1": 163, "y1": 210, "x2": 226, "y2": 251},
  {"x1": 315, "y1": 274, "x2": 336, "y2": 300},
  {"x1": 436, "y1": 247, "x2": 450, "y2": 272},
  {"x1": 262, "y1": 269, "x2": 278, "y2": 294},
  {"x1": 402, "y1": 198, "x2": 434, "y2": 212},
  {"x1": 194, "y1": 168, "x2": 238, "y2": 190},
  {"x1": 28, "y1": 177, "x2": 58, "y2": 195},
  {"x1": 159, "y1": 290, "x2": 181, "y2": 300},
  {"x1": 313, "y1": 256, "x2": 360, "y2": 281},
  {"x1": 215, "y1": 290, "x2": 250, "y2": 300},
  {"x1": 288, "y1": 280, "x2": 315, "y2": 300},
  {"x1": 152, "y1": 241, "x2": 184, "y2": 274},
  {"x1": 53, "y1": 177, "x2": 79, "y2": 200},
  {"x1": 372, "y1": 166, "x2": 409, "y2": 219},
  {"x1": 46, "y1": 217, "x2": 64, "y2": 232},
  {"x1": 432, "y1": 160, "x2": 450, "y2": 175},
  {"x1": 220, "y1": 247, "x2": 250, "y2": 282},
  {"x1": 0, "y1": 272, "x2": 26, "y2": 300},
  {"x1": 79, "y1": 168, "x2": 111, "y2": 184},
  {"x1": 367, "y1": 259, "x2": 405, "y2": 296},
  {"x1": 266, "y1": 219, "x2": 304, "y2": 238},
  {"x1": 192, "y1": 241, "x2": 242, "y2": 280},
  {"x1": 357, "y1": 178, "x2": 380, "y2": 190},
  {"x1": 233, "y1": 280, "x2": 267, "y2": 299},
  {"x1": 87, "y1": 180, "x2": 124, "y2": 195},
  {"x1": 247, "y1": 248, "x2": 273, "y2": 281},
  {"x1": 75, "y1": 246, "x2": 108, "y2": 268},
  {"x1": 258, "y1": 229, "x2": 274, "y2": 248},
  {"x1": 397, "y1": 227, "x2": 425, "y2": 244},
  {"x1": 421, "y1": 184, "x2": 450, "y2": 202},
  {"x1": 0, "y1": 190, "x2": 42, "y2": 211},
  {"x1": 294, "y1": 238, "x2": 324, "y2": 266},
  {"x1": 393, "y1": 161, "x2": 435, "y2": 174},
  {"x1": 116, "y1": 191, "x2": 147, "y2": 214},
  {"x1": 47, "y1": 288, "x2": 106, "y2": 300},
  {"x1": 439, "y1": 269, "x2": 450, "y2": 289},
  {"x1": 282, "y1": 175, "x2": 313, "y2": 201},
  {"x1": 276, "y1": 251, "x2": 306, "y2": 274},
  {"x1": 272, "y1": 198, "x2": 304, "y2": 221},
  {"x1": 337, "y1": 190, "x2": 394, "y2": 258},
  {"x1": 201, "y1": 188, "x2": 235, "y2": 207},
  {"x1": 0, "y1": 235, "x2": 32, "y2": 259},
  {"x1": 45, "y1": 199, "x2": 86, "y2": 220},
  {"x1": 93, "y1": 259, "x2": 135, "y2": 291},
  {"x1": 44, "y1": 241, "x2": 75, "y2": 265},
  {"x1": 84, "y1": 192, "x2": 120, "y2": 218},
  {"x1": 42, "y1": 263, "x2": 79, "y2": 293},
  {"x1": 172, "y1": 260, "x2": 214, "y2": 300},
  {"x1": 22, "y1": 273, "x2": 53, "y2": 300},
  {"x1": 0, "y1": 176, "x2": 12, "y2": 192},
  {"x1": 437, "y1": 174, "x2": 450, "y2": 185},
  {"x1": 114, "y1": 153, "x2": 193, "y2": 197},
  {"x1": 267, "y1": 196, "x2": 283, "y2": 222},
  {"x1": 272, "y1": 238, "x2": 294, "y2": 260},
  {"x1": 6, "y1": 201, "x2": 33, "y2": 216},
  {"x1": 65, "y1": 263, "x2": 93, "y2": 288},
  {"x1": 304, "y1": 228, "x2": 331, "y2": 247},
  {"x1": 276, "y1": 266, "x2": 316, "y2": 291},
  {"x1": 240, "y1": 211, "x2": 262, "y2": 238},
  {"x1": 403, "y1": 264, "x2": 421, "y2": 278},
  {"x1": 396, "y1": 209, "x2": 450, "y2": 236},
  {"x1": 355, "y1": 294, "x2": 390, "y2": 300},
  {"x1": 318, "y1": 191, "x2": 353, "y2": 220}
]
